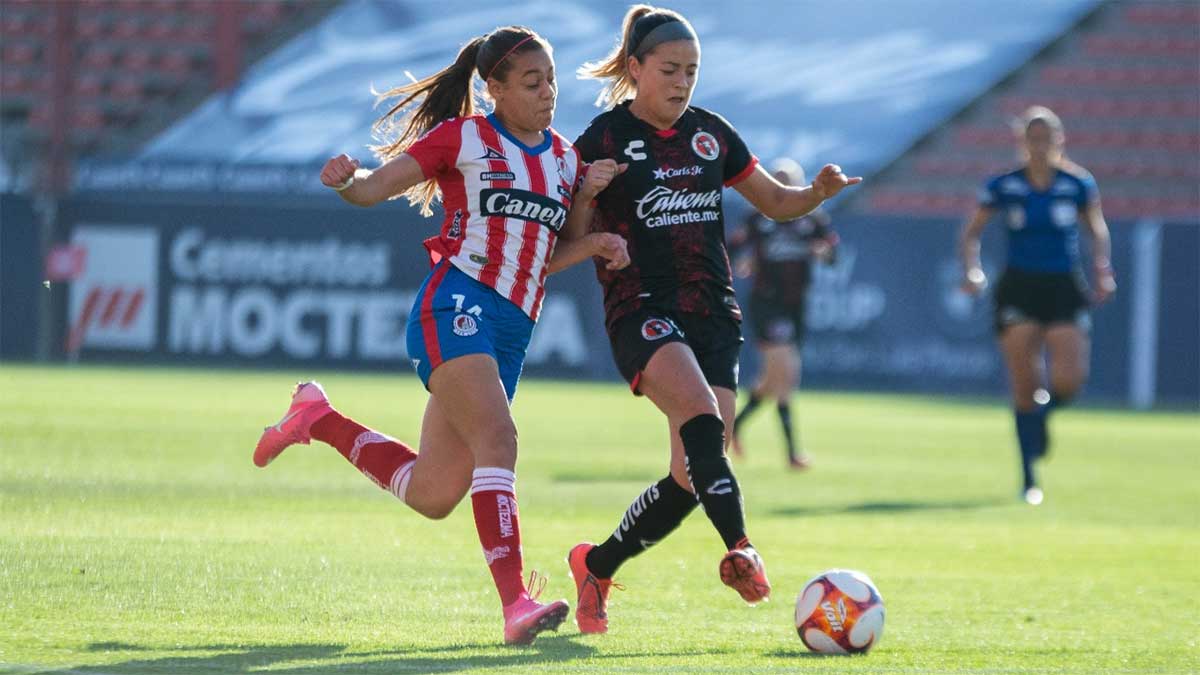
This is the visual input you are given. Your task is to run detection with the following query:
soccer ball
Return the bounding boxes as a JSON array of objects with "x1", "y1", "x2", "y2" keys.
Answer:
[{"x1": 795, "y1": 569, "x2": 885, "y2": 654}]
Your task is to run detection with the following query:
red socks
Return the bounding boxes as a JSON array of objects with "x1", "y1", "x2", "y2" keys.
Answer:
[
  {"x1": 310, "y1": 411, "x2": 417, "y2": 501},
  {"x1": 311, "y1": 413, "x2": 526, "y2": 608},
  {"x1": 470, "y1": 468, "x2": 526, "y2": 607}
]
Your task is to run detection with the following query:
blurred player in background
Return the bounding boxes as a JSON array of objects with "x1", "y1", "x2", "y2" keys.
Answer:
[
  {"x1": 728, "y1": 158, "x2": 839, "y2": 470},
  {"x1": 251, "y1": 26, "x2": 628, "y2": 645},
  {"x1": 564, "y1": 4, "x2": 861, "y2": 634},
  {"x1": 959, "y1": 105, "x2": 1116, "y2": 506}
]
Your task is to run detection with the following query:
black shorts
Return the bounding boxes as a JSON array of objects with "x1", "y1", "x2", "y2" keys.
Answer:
[
  {"x1": 748, "y1": 293, "x2": 806, "y2": 346},
  {"x1": 993, "y1": 268, "x2": 1090, "y2": 334},
  {"x1": 608, "y1": 308, "x2": 743, "y2": 395}
]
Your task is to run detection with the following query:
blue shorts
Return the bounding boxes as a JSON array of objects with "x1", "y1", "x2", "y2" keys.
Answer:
[{"x1": 406, "y1": 261, "x2": 535, "y2": 402}]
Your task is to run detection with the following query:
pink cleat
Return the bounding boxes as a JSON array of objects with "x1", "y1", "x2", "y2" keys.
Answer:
[
  {"x1": 503, "y1": 596, "x2": 569, "y2": 645},
  {"x1": 502, "y1": 571, "x2": 569, "y2": 645},
  {"x1": 253, "y1": 381, "x2": 333, "y2": 468}
]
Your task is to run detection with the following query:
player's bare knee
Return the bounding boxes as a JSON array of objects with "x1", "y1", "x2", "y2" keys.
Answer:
[{"x1": 417, "y1": 499, "x2": 458, "y2": 520}]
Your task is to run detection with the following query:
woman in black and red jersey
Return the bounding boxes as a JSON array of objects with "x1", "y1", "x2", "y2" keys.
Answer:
[{"x1": 564, "y1": 4, "x2": 861, "y2": 634}]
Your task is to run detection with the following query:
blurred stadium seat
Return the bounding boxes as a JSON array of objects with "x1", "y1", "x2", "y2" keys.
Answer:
[
  {"x1": 853, "y1": 0, "x2": 1200, "y2": 221},
  {"x1": 0, "y1": 0, "x2": 334, "y2": 184}
]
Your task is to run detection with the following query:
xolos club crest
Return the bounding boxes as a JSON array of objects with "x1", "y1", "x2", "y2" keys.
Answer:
[
  {"x1": 691, "y1": 131, "x2": 719, "y2": 161},
  {"x1": 640, "y1": 318, "x2": 675, "y2": 341}
]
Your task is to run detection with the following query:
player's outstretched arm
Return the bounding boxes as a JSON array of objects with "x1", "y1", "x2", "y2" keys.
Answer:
[
  {"x1": 1080, "y1": 201, "x2": 1116, "y2": 304},
  {"x1": 958, "y1": 206, "x2": 992, "y2": 294},
  {"x1": 734, "y1": 163, "x2": 862, "y2": 221},
  {"x1": 320, "y1": 153, "x2": 427, "y2": 207}
]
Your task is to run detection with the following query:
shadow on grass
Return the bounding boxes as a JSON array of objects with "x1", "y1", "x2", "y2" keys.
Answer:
[
  {"x1": 769, "y1": 497, "x2": 1009, "y2": 518},
  {"x1": 35, "y1": 635, "x2": 699, "y2": 674}
]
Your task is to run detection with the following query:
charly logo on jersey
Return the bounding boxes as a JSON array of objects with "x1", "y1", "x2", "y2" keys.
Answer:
[
  {"x1": 480, "y1": 187, "x2": 568, "y2": 232},
  {"x1": 640, "y1": 318, "x2": 675, "y2": 341},
  {"x1": 634, "y1": 185, "x2": 721, "y2": 228},
  {"x1": 448, "y1": 209, "x2": 464, "y2": 239},
  {"x1": 652, "y1": 165, "x2": 703, "y2": 181},
  {"x1": 452, "y1": 313, "x2": 478, "y2": 336},
  {"x1": 691, "y1": 131, "x2": 719, "y2": 160},
  {"x1": 624, "y1": 139, "x2": 648, "y2": 161}
]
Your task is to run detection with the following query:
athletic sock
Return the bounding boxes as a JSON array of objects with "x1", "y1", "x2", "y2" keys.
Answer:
[
  {"x1": 680, "y1": 414, "x2": 750, "y2": 550},
  {"x1": 777, "y1": 401, "x2": 798, "y2": 462},
  {"x1": 585, "y1": 475, "x2": 697, "y2": 579},
  {"x1": 1014, "y1": 410, "x2": 1042, "y2": 490},
  {"x1": 469, "y1": 467, "x2": 526, "y2": 607},
  {"x1": 732, "y1": 392, "x2": 763, "y2": 436},
  {"x1": 310, "y1": 411, "x2": 417, "y2": 502}
]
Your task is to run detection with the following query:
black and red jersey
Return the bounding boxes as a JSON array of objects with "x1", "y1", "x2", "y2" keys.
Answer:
[
  {"x1": 730, "y1": 209, "x2": 834, "y2": 306},
  {"x1": 573, "y1": 102, "x2": 757, "y2": 331}
]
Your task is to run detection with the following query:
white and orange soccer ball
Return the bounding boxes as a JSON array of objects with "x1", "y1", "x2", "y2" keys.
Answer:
[{"x1": 795, "y1": 569, "x2": 885, "y2": 654}]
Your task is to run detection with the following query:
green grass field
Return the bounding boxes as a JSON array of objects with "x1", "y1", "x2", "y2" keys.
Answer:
[{"x1": 1, "y1": 364, "x2": 1197, "y2": 674}]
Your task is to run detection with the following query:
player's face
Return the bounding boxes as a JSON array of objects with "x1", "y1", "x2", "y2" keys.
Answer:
[
  {"x1": 1023, "y1": 121, "x2": 1061, "y2": 163},
  {"x1": 630, "y1": 40, "x2": 699, "y2": 124},
  {"x1": 490, "y1": 48, "x2": 557, "y2": 132}
]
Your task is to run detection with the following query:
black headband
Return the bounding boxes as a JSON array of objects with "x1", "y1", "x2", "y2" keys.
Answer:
[{"x1": 631, "y1": 18, "x2": 698, "y2": 58}]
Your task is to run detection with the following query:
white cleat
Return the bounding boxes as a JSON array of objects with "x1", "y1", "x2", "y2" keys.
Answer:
[{"x1": 1023, "y1": 487, "x2": 1044, "y2": 506}]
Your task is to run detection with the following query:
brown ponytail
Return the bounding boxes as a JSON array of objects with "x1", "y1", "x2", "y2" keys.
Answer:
[
  {"x1": 579, "y1": 4, "x2": 690, "y2": 109},
  {"x1": 371, "y1": 27, "x2": 548, "y2": 215}
]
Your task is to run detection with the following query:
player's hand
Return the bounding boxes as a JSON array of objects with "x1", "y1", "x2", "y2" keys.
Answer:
[
  {"x1": 589, "y1": 232, "x2": 630, "y2": 270},
  {"x1": 810, "y1": 164, "x2": 862, "y2": 201},
  {"x1": 961, "y1": 267, "x2": 987, "y2": 295},
  {"x1": 321, "y1": 154, "x2": 360, "y2": 190},
  {"x1": 579, "y1": 159, "x2": 628, "y2": 201},
  {"x1": 1092, "y1": 267, "x2": 1116, "y2": 305}
]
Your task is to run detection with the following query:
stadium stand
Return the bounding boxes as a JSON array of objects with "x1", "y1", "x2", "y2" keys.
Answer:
[
  {"x1": 851, "y1": 0, "x2": 1200, "y2": 221},
  {"x1": 0, "y1": 0, "x2": 335, "y2": 188}
]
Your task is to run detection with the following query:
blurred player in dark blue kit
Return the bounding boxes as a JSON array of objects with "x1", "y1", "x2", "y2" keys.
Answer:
[
  {"x1": 563, "y1": 4, "x2": 861, "y2": 634},
  {"x1": 959, "y1": 106, "x2": 1116, "y2": 506},
  {"x1": 728, "y1": 158, "x2": 838, "y2": 470}
]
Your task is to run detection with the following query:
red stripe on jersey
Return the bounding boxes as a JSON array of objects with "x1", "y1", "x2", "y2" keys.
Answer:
[
  {"x1": 507, "y1": 148, "x2": 550, "y2": 311},
  {"x1": 474, "y1": 121, "x2": 511, "y2": 289},
  {"x1": 528, "y1": 134, "x2": 571, "y2": 320},
  {"x1": 724, "y1": 155, "x2": 759, "y2": 187},
  {"x1": 420, "y1": 262, "x2": 452, "y2": 369}
]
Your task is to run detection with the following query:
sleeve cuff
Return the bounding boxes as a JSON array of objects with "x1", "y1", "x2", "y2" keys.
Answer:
[{"x1": 724, "y1": 156, "x2": 759, "y2": 187}]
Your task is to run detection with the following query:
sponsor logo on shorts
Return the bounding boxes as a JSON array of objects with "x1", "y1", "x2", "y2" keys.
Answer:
[
  {"x1": 641, "y1": 318, "x2": 674, "y2": 341},
  {"x1": 691, "y1": 131, "x2": 719, "y2": 160},
  {"x1": 452, "y1": 314, "x2": 478, "y2": 336}
]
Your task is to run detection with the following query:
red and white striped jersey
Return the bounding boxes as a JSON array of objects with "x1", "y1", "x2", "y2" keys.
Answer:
[{"x1": 405, "y1": 114, "x2": 582, "y2": 321}]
